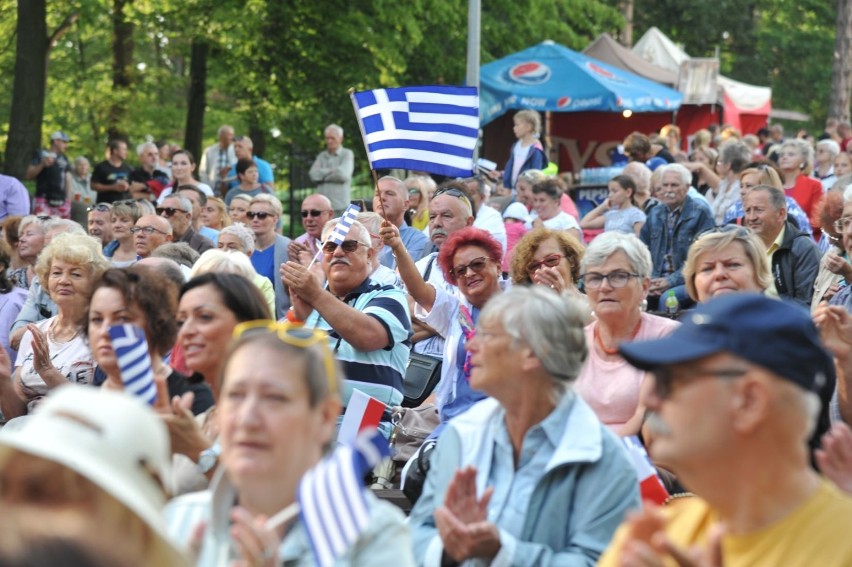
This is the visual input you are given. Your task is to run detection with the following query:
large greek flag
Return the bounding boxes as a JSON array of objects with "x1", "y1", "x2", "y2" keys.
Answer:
[{"x1": 351, "y1": 86, "x2": 479, "y2": 178}]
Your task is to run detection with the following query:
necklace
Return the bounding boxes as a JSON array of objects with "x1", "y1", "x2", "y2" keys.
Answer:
[
  {"x1": 48, "y1": 322, "x2": 79, "y2": 344},
  {"x1": 594, "y1": 318, "x2": 642, "y2": 356}
]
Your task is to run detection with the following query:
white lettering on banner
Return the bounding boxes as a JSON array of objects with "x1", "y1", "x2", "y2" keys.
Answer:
[
  {"x1": 569, "y1": 97, "x2": 604, "y2": 110},
  {"x1": 520, "y1": 97, "x2": 546, "y2": 107}
]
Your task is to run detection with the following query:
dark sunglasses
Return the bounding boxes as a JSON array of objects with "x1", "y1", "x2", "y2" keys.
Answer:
[
  {"x1": 449, "y1": 257, "x2": 493, "y2": 280},
  {"x1": 301, "y1": 209, "x2": 329, "y2": 218},
  {"x1": 322, "y1": 240, "x2": 369, "y2": 254},
  {"x1": 87, "y1": 203, "x2": 112, "y2": 213},
  {"x1": 156, "y1": 207, "x2": 187, "y2": 217},
  {"x1": 246, "y1": 211, "x2": 275, "y2": 220},
  {"x1": 526, "y1": 253, "x2": 566, "y2": 275}
]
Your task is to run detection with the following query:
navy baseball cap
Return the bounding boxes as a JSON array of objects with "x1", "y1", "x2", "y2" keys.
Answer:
[{"x1": 619, "y1": 294, "x2": 833, "y2": 392}]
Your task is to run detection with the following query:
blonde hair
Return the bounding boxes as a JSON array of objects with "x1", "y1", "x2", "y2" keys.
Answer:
[
  {"x1": 682, "y1": 229, "x2": 772, "y2": 301},
  {"x1": 514, "y1": 109, "x2": 541, "y2": 137},
  {"x1": 34, "y1": 233, "x2": 109, "y2": 292}
]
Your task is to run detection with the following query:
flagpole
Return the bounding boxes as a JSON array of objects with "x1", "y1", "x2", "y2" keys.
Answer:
[
  {"x1": 349, "y1": 88, "x2": 388, "y2": 222},
  {"x1": 265, "y1": 501, "x2": 300, "y2": 530}
]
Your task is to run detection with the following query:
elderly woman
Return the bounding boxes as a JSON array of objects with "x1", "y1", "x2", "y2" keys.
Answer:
[
  {"x1": 688, "y1": 146, "x2": 719, "y2": 195},
  {"x1": 779, "y1": 139, "x2": 822, "y2": 235},
  {"x1": 227, "y1": 193, "x2": 252, "y2": 225},
  {"x1": 815, "y1": 139, "x2": 841, "y2": 191},
  {"x1": 201, "y1": 196, "x2": 231, "y2": 231},
  {"x1": 9, "y1": 216, "x2": 47, "y2": 290},
  {"x1": 812, "y1": 192, "x2": 848, "y2": 310},
  {"x1": 382, "y1": 225, "x2": 503, "y2": 437},
  {"x1": 574, "y1": 232, "x2": 679, "y2": 435},
  {"x1": 0, "y1": 387, "x2": 187, "y2": 566},
  {"x1": 514, "y1": 169, "x2": 545, "y2": 210},
  {"x1": 706, "y1": 140, "x2": 752, "y2": 225},
  {"x1": 530, "y1": 178, "x2": 582, "y2": 241},
  {"x1": 166, "y1": 322, "x2": 414, "y2": 565},
  {"x1": 190, "y1": 248, "x2": 275, "y2": 316},
  {"x1": 86, "y1": 266, "x2": 214, "y2": 415},
  {"x1": 410, "y1": 286, "x2": 640, "y2": 564},
  {"x1": 108, "y1": 199, "x2": 143, "y2": 266},
  {"x1": 510, "y1": 227, "x2": 583, "y2": 297},
  {"x1": 682, "y1": 226, "x2": 772, "y2": 303},
  {"x1": 0, "y1": 233, "x2": 109, "y2": 419}
]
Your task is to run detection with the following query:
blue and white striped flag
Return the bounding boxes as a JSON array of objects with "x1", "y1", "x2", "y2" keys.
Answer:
[
  {"x1": 351, "y1": 86, "x2": 479, "y2": 178},
  {"x1": 298, "y1": 428, "x2": 390, "y2": 567},
  {"x1": 324, "y1": 204, "x2": 361, "y2": 247},
  {"x1": 108, "y1": 324, "x2": 157, "y2": 406}
]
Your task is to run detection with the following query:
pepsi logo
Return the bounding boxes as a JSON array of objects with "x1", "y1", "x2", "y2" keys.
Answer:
[
  {"x1": 586, "y1": 62, "x2": 616, "y2": 80},
  {"x1": 508, "y1": 62, "x2": 552, "y2": 85},
  {"x1": 557, "y1": 96, "x2": 572, "y2": 108}
]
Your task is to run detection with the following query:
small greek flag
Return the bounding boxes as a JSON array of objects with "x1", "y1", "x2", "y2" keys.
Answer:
[
  {"x1": 351, "y1": 85, "x2": 479, "y2": 178},
  {"x1": 325, "y1": 204, "x2": 361, "y2": 246},
  {"x1": 298, "y1": 429, "x2": 389, "y2": 567},
  {"x1": 108, "y1": 324, "x2": 157, "y2": 406}
]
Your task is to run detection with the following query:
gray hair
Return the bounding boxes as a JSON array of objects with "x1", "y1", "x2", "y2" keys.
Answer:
[
  {"x1": 817, "y1": 139, "x2": 841, "y2": 158},
  {"x1": 659, "y1": 163, "x2": 691, "y2": 186},
  {"x1": 321, "y1": 219, "x2": 371, "y2": 247},
  {"x1": 479, "y1": 286, "x2": 588, "y2": 387},
  {"x1": 190, "y1": 249, "x2": 257, "y2": 280},
  {"x1": 137, "y1": 141, "x2": 158, "y2": 156},
  {"x1": 219, "y1": 223, "x2": 256, "y2": 254},
  {"x1": 622, "y1": 162, "x2": 652, "y2": 197},
  {"x1": 74, "y1": 156, "x2": 90, "y2": 168},
  {"x1": 18, "y1": 215, "x2": 47, "y2": 237},
  {"x1": 746, "y1": 184, "x2": 787, "y2": 211},
  {"x1": 356, "y1": 212, "x2": 382, "y2": 241},
  {"x1": 250, "y1": 194, "x2": 283, "y2": 218},
  {"x1": 781, "y1": 138, "x2": 814, "y2": 166},
  {"x1": 217, "y1": 124, "x2": 234, "y2": 136},
  {"x1": 718, "y1": 140, "x2": 752, "y2": 174},
  {"x1": 163, "y1": 194, "x2": 193, "y2": 214},
  {"x1": 136, "y1": 200, "x2": 156, "y2": 215},
  {"x1": 325, "y1": 124, "x2": 344, "y2": 138},
  {"x1": 44, "y1": 218, "x2": 86, "y2": 236},
  {"x1": 151, "y1": 242, "x2": 199, "y2": 268},
  {"x1": 581, "y1": 231, "x2": 653, "y2": 279}
]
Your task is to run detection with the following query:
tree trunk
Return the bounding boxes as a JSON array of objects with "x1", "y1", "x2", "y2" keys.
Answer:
[
  {"x1": 108, "y1": 0, "x2": 134, "y2": 141},
  {"x1": 621, "y1": 0, "x2": 634, "y2": 47},
  {"x1": 184, "y1": 38, "x2": 209, "y2": 162},
  {"x1": 830, "y1": 0, "x2": 852, "y2": 121},
  {"x1": 5, "y1": 0, "x2": 47, "y2": 178}
]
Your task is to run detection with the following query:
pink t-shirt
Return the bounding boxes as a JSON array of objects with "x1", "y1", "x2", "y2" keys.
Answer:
[{"x1": 574, "y1": 312, "x2": 680, "y2": 430}]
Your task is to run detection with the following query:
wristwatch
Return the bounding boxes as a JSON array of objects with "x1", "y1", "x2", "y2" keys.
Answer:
[{"x1": 198, "y1": 442, "x2": 221, "y2": 474}]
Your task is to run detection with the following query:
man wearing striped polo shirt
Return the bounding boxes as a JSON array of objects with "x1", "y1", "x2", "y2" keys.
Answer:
[{"x1": 281, "y1": 218, "x2": 411, "y2": 436}]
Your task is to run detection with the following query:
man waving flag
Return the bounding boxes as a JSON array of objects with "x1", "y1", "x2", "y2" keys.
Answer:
[{"x1": 351, "y1": 86, "x2": 479, "y2": 178}]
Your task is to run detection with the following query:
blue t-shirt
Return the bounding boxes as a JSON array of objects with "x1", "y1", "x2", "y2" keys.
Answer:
[{"x1": 250, "y1": 245, "x2": 275, "y2": 283}]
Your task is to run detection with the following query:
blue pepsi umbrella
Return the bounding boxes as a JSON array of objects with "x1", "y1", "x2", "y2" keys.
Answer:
[{"x1": 480, "y1": 40, "x2": 683, "y2": 126}]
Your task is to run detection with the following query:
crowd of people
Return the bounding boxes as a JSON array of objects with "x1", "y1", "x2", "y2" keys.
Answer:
[{"x1": 0, "y1": 115, "x2": 852, "y2": 566}]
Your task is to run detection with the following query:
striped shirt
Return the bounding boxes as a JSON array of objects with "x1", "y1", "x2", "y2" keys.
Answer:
[{"x1": 306, "y1": 278, "x2": 411, "y2": 412}]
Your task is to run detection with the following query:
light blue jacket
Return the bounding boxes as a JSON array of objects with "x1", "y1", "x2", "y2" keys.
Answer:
[{"x1": 409, "y1": 392, "x2": 640, "y2": 566}]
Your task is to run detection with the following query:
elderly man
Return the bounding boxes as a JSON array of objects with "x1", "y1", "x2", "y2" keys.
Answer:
[
  {"x1": 129, "y1": 142, "x2": 170, "y2": 202},
  {"x1": 281, "y1": 219, "x2": 411, "y2": 424},
  {"x1": 288, "y1": 193, "x2": 334, "y2": 265},
  {"x1": 199, "y1": 125, "x2": 237, "y2": 194},
  {"x1": 599, "y1": 294, "x2": 852, "y2": 566},
  {"x1": 309, "y1": 124, "x2": 355, "y2": 215},
  {"x1": 744, "y1": 184, "x2": 819, "y2": 308},
  {"x1": 373, "y1": 176, "x2": 429, "y2": 268},
  {"x1": 247, "y1": 194, "x2": 290, "y2": 318},
  {"x1": 640, "y1": 163, "x2": 715, "y2": 309},
  {"x1": 623, "y1": 161, "x2": 658, "y2": 214},
  {"x1": 463, "y1": 176, "x2": 507, "y2": 253},
  {"x1": 178, "y1": 185, "x2": 219, "y2": 244},
  {"x1": 25, "y1": 131, "x2": 72, "y2": 218},
  {"x1": 91, "y1": 139, "x2": 133, "y2": 204},
  {"x1": 224, "y1": 136, "x2": 274, "y2": 190},
  {"x1": 87, "y1": 202, "x2": 113, "y2": 248},
  {"x1": 358, "y1": 211, "x2": 405, "y2": 289},
  {"x1": 158, "y1": 195, "x2": 214, "y2": 255},
  {"x1": 133, "y1": 214, "x2": 173, "y2": 258}
]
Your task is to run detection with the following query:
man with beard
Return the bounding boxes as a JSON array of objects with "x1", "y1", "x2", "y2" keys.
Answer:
[{"x1": 599, "y1": 294, "x2": 852, "y2": 567}]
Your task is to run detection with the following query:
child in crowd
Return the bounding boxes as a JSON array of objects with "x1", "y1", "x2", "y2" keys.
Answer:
[
  {"x1": 502, "y1": 109, "x2": 548, "y2": 190},
  {"x1": 580, "y1": 174, "x2": 646, "y2": 236},
  {"x1": 501, "y1": 202, "x2": 529, "y2": 274}
]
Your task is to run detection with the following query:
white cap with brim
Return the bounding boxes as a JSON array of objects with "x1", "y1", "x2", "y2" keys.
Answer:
[
  {"x1": 0, "y1": 387, "x2": 184, "y2": 562},
  {"x1": 502, "y1": 202, "x2": 530, "y2": 223}
]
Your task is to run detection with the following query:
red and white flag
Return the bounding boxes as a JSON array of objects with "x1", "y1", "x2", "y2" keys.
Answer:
[
  {"x1": 337, "y1": 390, "x2": 386, "y2": 446},
  {"x1": 622, "y1": 436, "x2": 669, "y2": 506}
]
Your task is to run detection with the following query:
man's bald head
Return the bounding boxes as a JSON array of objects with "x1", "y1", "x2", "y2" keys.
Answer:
[
  {"x1": 134, "y1": 214, "x2": 173, "y2": 258},
  {"x1": 301, "y1": 193, "x2": 334, "y2": 239}
]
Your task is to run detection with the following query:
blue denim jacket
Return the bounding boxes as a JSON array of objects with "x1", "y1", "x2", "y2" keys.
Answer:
[{"x1": 640, "y1": 195, "x2": 715, "y2": 288}]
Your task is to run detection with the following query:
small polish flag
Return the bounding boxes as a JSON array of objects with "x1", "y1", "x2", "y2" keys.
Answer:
[
  {"x1": 622, "y1": 436, "x2": 669, "y2": 506},
  {"x1": 337, "y1": 389, "x2": 386, "y2": 446}
]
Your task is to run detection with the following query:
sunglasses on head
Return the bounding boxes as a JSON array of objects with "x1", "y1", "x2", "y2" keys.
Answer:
[
  {"x1": 301, "y1": 209, "x2": 329, "y2": 218},
  {"x1": 87, "y1": 204, "x2": 112, "y2": 213},
  {"x1": 232, "y1": 320, "x2": 337, "y2": 392},
  {"x1": 322, "y1": 239, "x2": 368, "y2": 254},
  {"x1": 246, "y1": 211, "x2": 275, "y2": 220},
  {"x1": 156, "y1": 207, "x2": 187, "y2": 217},
  {"x1": 449, "y1": 257, "x2": 493, "y2": 280}
]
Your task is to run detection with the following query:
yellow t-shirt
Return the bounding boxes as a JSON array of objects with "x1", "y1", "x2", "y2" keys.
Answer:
[{"x1": 599, "y1": 480, "x2": 852, "y2": 567}]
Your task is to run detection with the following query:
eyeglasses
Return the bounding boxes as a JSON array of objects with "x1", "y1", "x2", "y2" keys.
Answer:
[
  {"x1": 156, "y1": 207, "x2": 188, "y2": 217},
  {"x1": 246, "y1": 211, "x2": 275, "y2": 220},
  {"x1": 87, "y1": 203, "x2": 112, "y2": 213},
  {"x1": 652, "y1": 367, "x2": 748, "y2": 400},
  {"x1": 580, "y1": 271, "x2": 640, "y2": 289},
  {"x1": 130, "y1": 226, "x2": 168, "y2": 235},
  {"x1": 232, "y1": 320, "x2": 337, "y2": 392},
  {"x1": 835, "y1": 216, "x2": 852, "y2": 232},
  {"x1": 449, "y1": 257, "x2": 494, "y2": 280},
  {"x1": 322, "y1": 240, "x2": 369, "y2": 255},
  {"x1": 526, "y1": 253, "x2": 566, "y2": 275},
  {"x1": 301, "y1": 209, "x2": 330, "y2": 218}
]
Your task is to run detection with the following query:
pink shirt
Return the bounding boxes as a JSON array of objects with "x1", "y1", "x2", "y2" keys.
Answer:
[{"x1": 574, "y1": 312, "x2": 680, "y2": 430}]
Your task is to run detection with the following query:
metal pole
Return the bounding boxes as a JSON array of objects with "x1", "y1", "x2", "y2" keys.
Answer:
[{"x1": 466, "y1": 0, "x2": 480, "y2": 160}]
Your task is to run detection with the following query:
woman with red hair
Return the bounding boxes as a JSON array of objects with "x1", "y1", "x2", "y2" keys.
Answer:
[
  {"x1": 381, "y1": 225, "x2": 504, "y2": 438},
  {"x1": 812, "y1": 190, "x2": 847, "y2": 310}
]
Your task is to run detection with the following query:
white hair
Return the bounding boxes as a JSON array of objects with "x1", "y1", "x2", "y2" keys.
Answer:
[
  {"x1": 325, "y1": 124, "x2": 344, "y2": 138},
  {"x1": 659, "y1": 163, "x2": 691, "y2": 186},
  {"x1": 190, "y1": 248, "x2": 257, "y2": 280},
  {"x1": 818, "y1": 139, "x2": 841, "y2": 157}
]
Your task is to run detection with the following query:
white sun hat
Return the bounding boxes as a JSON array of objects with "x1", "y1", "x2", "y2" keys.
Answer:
[{"x1": 0, "y1": 387, "x2": 183, "y2": 561}]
